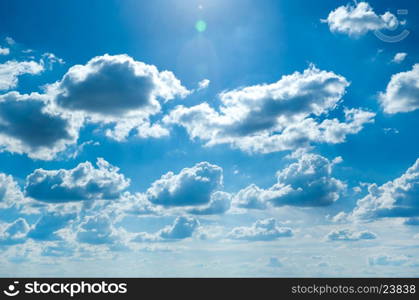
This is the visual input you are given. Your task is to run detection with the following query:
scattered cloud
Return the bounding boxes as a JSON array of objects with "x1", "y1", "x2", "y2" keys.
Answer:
[
  {"x1": 0, "y1": 173, "x2": 24, "y2": 210},
  {"x1": 197, "y1": 79, "x2": 210, "y2": 90},
  {"x1": 188, "y1": 191, "x2": 231, "y2": 215},
  {"x1": 322, "y1": 2, "x2": 398, "y2": 36},
  {"x1": 379, "y1": 64, "x2": 419, "y2": 114},
  {"x1": 159, "y1": 216, "x2": 200, "y2": 240},
  {"x1": 267, "y1": 257, "x2": 282, "y2": 268},
  {"x1": 49, "y1": 54, "x2": 189, "y2": 141},
  {"x1": 228, "y1": 218, "x2": 293, "y2": 241},
  {"x1": 5, "y1": 37, "x2": 15, "y2": 45},
  {"x1": 25, "y1": 158, "x2": 130, "y2": 203},
  {"x1": 27, "y1": 212, "x2": 76, "y2": 241},
  {"x1": 326, "y1": 229, "x2": 377, "y2": 241},
  {"x1": 368, "y1": 254, "x2": 408, "y2": 266},
  {"x1": 0, "y1": 47, "x2": 9, "y2": 56},
  {"x1": 234, "y1": 153, "x2": 346, "y2": 208},
  {"x1": 233, "y1": 184, "x2": 267, "y2": 210},
  {"x1": 392, "y1": 52, "x2": 407, "y2": 64},
  {"x1": 0, "y1": 92, "x2": 80, "y2": 160},
  {"x1": 0, "y1": 218, "x2": 30, "y2": 245},
  {"x1": 76, "y1": 215, "x2": 122, "y2": 245},
  {"x1": 133, "y1": 216, "x2": 200, "y2": 242},
  {"x1": 146, "y1": 162, "x2": 223, "y2": 207}
]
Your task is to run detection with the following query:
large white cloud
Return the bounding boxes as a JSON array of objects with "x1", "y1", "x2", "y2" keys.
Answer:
[
  {"x1": 322, "y1": 2, "x2": 398, "y2": 36},
  {"x1": 379, "y1": 64, "x2": 419, "y2": 114},
  {"x1": 25, "y1": 158, "x2": 130, "y2": 203},
  {"x1": 146, "y1": 162, "x2": 223, "y2": 207},
  {"x1": 165, "y1": 65, "x2": 374, "y2": 154},
  {"x1": 352, "y1": 158, "x2": 419, "y2": 221},
  {"x1": 0, "y1": 92, "x2": 80, "y2": 160},
  {"x1": 49, "y1": 54, "x2": 189, "y2": 141},
  {"x1": 234, "y1": 154, "x2": 346, "y2": 208},
  {"x1": 368, "y1": 254, "x2": 408, "y2": 266},
  {"x1": 228, "y1": 218, "x2": 293, "y2": 241},
  {"x1": 0, "y1": 60, "x2": 44, "y2": 90}
]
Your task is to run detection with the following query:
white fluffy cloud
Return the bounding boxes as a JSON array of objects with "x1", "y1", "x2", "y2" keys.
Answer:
[
  {"x1": 392, "y1": 53, "x2": 407, "y2": 64},
  {"x1": 49, "y1": 54, "x2": 189, "y2": 141},
  {"x1": 326, "y1": 229, "x2": 376, "y2": 241},
  {"x1": 379, "y1": 64, "x2": 419, "y2": 114},
  {"x1": 188, "y1": 191, "x2": 231, "y2": 215},
  {"x1": 165, "y1": 65, "x2": 374, "y2": 154},
  {"x1": 368, "y1": 254, "x2": 408, "y2": 266},
  {"x1": 0, "y1": 92, "x2": 80, "y2": 160},
  {"x1": 0, "y1": 47, "x2": 9, "y2": 56},
  {"x1": 25, "y1": 158, "x2": 130, "y2": 203},
  {"x1": 228, "y1": 218, "x2": 293, "y2": 241},
  {"x1": 197, "y1": 79, "x2": 210, "y2": 90},
  {"x1": 234, "y1": 154, "x2": 346, "y2": 208},
  {"x1": 133, "y1": 216, "x2": 200, "y2": 242},
  {"x1": 76, "y1": 215, "x2": 120, "y2": 245},
  {"x1": 352, "y1": 158, "x2": 419, "y2": 221},
  {"x1": 322, "y1": 2, "x2": 398, "y2": 36},
  {"x1": 0, "y1": 60, "x2": 44, "y2": 90},
  {"x1": 159, "y1": 216, "x2": 200, "y2": 240},
  {"x1": 146, "y1": 162, "x2": 223, "y2": 207}
]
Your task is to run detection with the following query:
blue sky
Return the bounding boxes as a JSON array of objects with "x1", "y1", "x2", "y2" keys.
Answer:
[{"x1": 0, "y1": 0, "x2": 418, "y2": 277}]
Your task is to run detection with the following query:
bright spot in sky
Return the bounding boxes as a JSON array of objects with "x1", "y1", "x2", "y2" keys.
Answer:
[{"x1": 195, "y1": 20, "x2": 207, "y2": 32}]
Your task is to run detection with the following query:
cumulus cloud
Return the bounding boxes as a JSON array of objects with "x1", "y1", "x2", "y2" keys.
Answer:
[
  {"x1": 49, "y1": 54, "x2": 189, "y2": 141},
  {"x1": 133, "y1": 216, "x2": 200, "y2": 242},
  {"x1": 25, "y1": 158, "x2": 130, "y2": 203},
  {"x1": 322, "y1": 2, "x2": 398, "y2": 36},
  {"x1": 326, "y1": 229, "x2": 377, "y2": 241},
  {"x1": 41, "y1": 52, "x2": 65, "y2": 70},
  {"x1": 0, "y1": 173, "x2": 24, "y2": 210},
  {"x1": 0, "y1": 218, "x2": 30, "y2": 245},
  {"x1": 0, "y1": 92, "x2": 80, "y2": 160},
  {"x1": 368, "y1": 254, "x2": 408, "y2": 266},
  {"x1": 116, "y1": 192, "x2": 160, "y2": 216},
  {"x1": 392, "y1": 53, "x2": 407, "y2": 64},
  {"x1": 0, "y1": 47, "x2": 9, "y2": 55},
  {"x1": 0, "y1": 60, "x2": 44, "y2": 90},
  {"x1": 352, "y1": 158, "x2": 419, "y2": 221},
  {"x1": 379, "y1": 64, "x2": 419, "y2": 114},
  {"x1": 159, "y1": 216, "x2": 200, "y2": 240},
  {"x1": 76, "y1": 215, "x2": 121, "y2": 245},
  {"x1": 188, "y1": 191, "x2": 231, "y2": 215},
  {"x1": 146, "y1": 162, "x2": 223, "y2": 207},
  {"x1": 228, "y1": 218, "x2": 293, "y2": 241},
  {"x1": 234, "y1": 154, "x2": 346, "y2": 209},
  {"x1": 165, "y1": 65, "x2": 374, "y2": 154}
]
